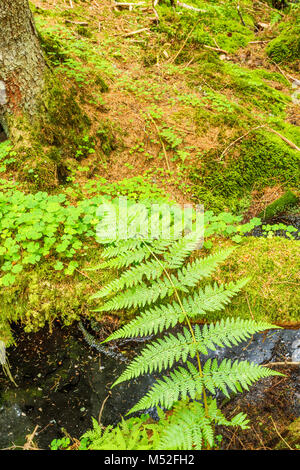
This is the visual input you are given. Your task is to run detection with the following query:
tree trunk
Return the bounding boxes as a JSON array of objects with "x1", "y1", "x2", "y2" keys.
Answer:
[{"x1": 0, "y1": 0, "x2": 46, "y2": 136}]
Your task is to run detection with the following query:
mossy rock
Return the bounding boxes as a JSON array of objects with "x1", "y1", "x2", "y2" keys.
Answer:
[
  {"x1": 267, "y1": 24, "x2": 300, "y2": 66},
  {"x1": 259, "y1": 190, "x2": 298, "y2": 220}
]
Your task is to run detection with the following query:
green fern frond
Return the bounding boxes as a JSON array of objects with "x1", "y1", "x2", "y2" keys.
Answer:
[
  {"x1": 128, "y1": 357, "x2": 281, "y2": 414},
  {"x1": 202, "y1": 358, "x2": 282, "y2": 397},
  {"x1": 103, "y1": 279, "x2": 247, "y2": 341},
  {"x1": 112, "y1": 327, "x2": 194, "y2": 385},
  {"x1": 174, "y1": 248, "x2": 234, "y2": 286},
  {"x1": 102, "y1": 239, "x2": 144, "y2": 259},
  {"x1": 95, "y1": 255, "x2": 242, "y2": 312},
  {"x1": 163, "y1": 230, "x2": 203, "y2": 269},
  {"x1": 113, "y1": 318, "x2": 279, "y2": 386},
  {"x1": 129, "y1": 361, "x2": 202, "y2": 413},
  {"x1": 92, "y1": 258, "x2": 164, "y2": 299},
  {"x1": 198, "y1": 317, "x2": 278, "y2": 351},
  {"x1": 95, "y1": 239, "x2": 173, "y2": 270},
  {"x1": 158, "y1": 401, "x2": 213, "y2": 450},
  {"x1": 94, "y1": 276, "x2": 173, "y2": 310},
  {"x1": 182, "y1": 279, "x2": 249, "y2": 317},
  {"x1": 102, "y1": 300, "x2": 183, "y2": 341},
  {"x1": 93, "y1": 248, "x2": 234, "y2": 300},
  {"x1": 88, "y1": 205, "x2": 283, "y2": 450}
]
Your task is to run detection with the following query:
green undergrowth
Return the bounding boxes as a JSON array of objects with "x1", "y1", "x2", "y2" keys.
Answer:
[
  {"x1": 1, "y1": 0, "x2": 299, "y2": 350},
  {"x1": 0, "y1": 166, "x2": 298, "y2": 345},
  {"x1": 35, "y1": 14, "x2": 115, "y2": 88},
  {"x1": 188, "y1": 57, "x2": 291, "y2": 121},
  {"x1": 0, "y1": 170, "x2": 172, "y2": 344}
]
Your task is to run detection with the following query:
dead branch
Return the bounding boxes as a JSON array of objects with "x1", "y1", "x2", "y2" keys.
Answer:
[
  {"x1": 98, "y1": 392, "x2": 112, "y2": 425},
  {"x1": 219, "y1": 124, "x2": 300, "y2": 161},
  {"x1": 152, "y1": 0, "x2": 160, "y2": 23},
  {"x1": 269, "y1": 415, "x2": 294, "y2": 451},
  {"x1": 168, "y1": 22, "x2": 199, "y2": 64},
  {"x1": 249, "y1": 40, "x2": 272, "y2": 44},
  {"x1": 147, "y1": 113, "x2": 171, "y2": 171},
  {"x1": 23, "y1": 425, "x2": 40, "y2": 451}
]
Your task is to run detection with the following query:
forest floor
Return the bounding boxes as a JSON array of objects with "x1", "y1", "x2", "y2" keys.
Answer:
[{"x1": 30, "y1": 0, "x2": 300, "y2": 212}]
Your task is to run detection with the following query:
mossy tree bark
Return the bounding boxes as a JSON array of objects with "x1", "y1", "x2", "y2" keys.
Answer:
[
  {"x1": 0, "y1": 1, "x2": 92, "y2": 188},
  {"x1": 0, "y1": 0, "x2": 46, "y2": 136}
]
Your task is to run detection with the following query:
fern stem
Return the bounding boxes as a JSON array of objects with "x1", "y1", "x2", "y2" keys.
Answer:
[{"x1": 141, "y1": 240, "x2": 210, "y2": 420}]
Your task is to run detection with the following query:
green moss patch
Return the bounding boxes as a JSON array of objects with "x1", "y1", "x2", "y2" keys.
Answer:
[
  {"x1": 0, "y1": 249, "x2": 111, "y2": 347},
  {"x1": 275, "y1": 418, "x2": 300, "y2": 450},
  {"x1": 208, "y1": 237, "x2": 300, "y2": 325},
  {"x1": 267, "y1": 23, "x2": 300, "y2": 66},
  {"x1": 190, "y1": 130, "x2": 299, "y2": 213},
  {"x1": 258, "y1": 190, "x2": 298, "y2": 219}
]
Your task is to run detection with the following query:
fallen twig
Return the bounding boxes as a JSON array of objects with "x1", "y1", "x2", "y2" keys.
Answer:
[
  {"x1": 75, "y1": 268, "x2": 100, "y2": 286},
  {"x1": 255, "y1": 0, "x2": 284, "y2": 16},
  {"x1": 271, "y1": 61, "x2": 292, "y2": 83},
  {"x1": 98, "y1": 392, "x2": 111, "y2": 425},
  {"x1": 248, "y1": 40, "x2": 272, "y2": 44},
  {"x1": 168, "y1": 22, "x2": 199, "y2": 64},
  {"x1": 286, "y1": 72, "x2": 299, "y2": 83},
  {"x1": 152, "y1": 0, "x2": 159, "y2": 23},
  {"x1": 147, "y1": 113, "x2": 170, "y2": 171},
  {"x1": 114, "y1": 1, "x2": 145, "y2": 9},
  {"x1": 203, "y1": 44, "x2": 228, "y2": 54},
  {"x1": 245, "y1": 292, "x2": 255, "y2": 321},
  {"x1": 23, "y1": 425, "x2": 40, "y2": 451},
  {"x1": 237, "y1": 4, "x2": 246, "y2": 27},
  {"x1": 219, "y1": 124, "x2": 300, "y2": 161}
]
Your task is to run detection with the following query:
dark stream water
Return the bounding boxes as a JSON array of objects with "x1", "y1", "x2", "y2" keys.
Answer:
[{"x1": 0, "y1": 321, "x2": 299, "y2": 450}]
